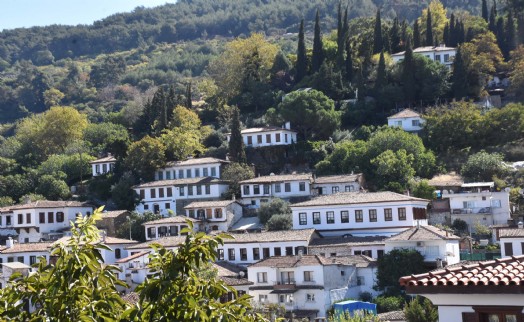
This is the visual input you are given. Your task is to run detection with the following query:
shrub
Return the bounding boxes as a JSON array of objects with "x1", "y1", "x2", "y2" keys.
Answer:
[{"x1": 374, "y1": 296, "x2": 405, "y2": 313}]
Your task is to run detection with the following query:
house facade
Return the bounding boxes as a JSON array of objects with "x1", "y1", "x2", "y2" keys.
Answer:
[
  {"x1": 387, "y1": 109, "x2": 425, "y2": 132},
  {"x1": 97, "y1": 210, "x2": 129, "y2": 237},
  {"x1": 385, "y1": 225, "x2": 461, "y2": 266},
  {"x1": 154, "y1": 157, "x2": 229, "y2": 181},
  {"x1": 312, "y1": 174, "x2": 364, "y2": 196},
  {"x1": 227, "y1": 123, "x2": 298, "y2": 148},
  {"x1": 0, "y1": 238, "x2": 52, "y2": 266},
  {"x1": 184, "y1": 200, "x2": 244, "y2": 232},
  {"x1": 291, "y1": 192, "x2": 430, "y2": 237},
  {"x1": 143, "y1": 216, "x2": 200, "y2": 241},
  {"x1": 240, "y1": 173, "x2": 313, "y2": 208},
  {"x1": 89, "y1": 155, "x2": 116, "y2": 177},
  {"x1": 499, "y1": 226, "x2": 524, "y2": 257},
  {"x1": 392, "y1": 45, "x2": 456, "y2": 68},
  {"x1": 133, "y1": 177, "x2": 230, "y2": 215},
  {"x1": 307, "y1": 236, "x2": 386, "y2": 259},
  {"x1": 54, "y1": 235, "x2": 137, "y2": 265}
]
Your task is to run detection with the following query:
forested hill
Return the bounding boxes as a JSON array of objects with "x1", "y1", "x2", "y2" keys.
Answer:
[{"x1": 0, "y1": 0, "x2": 481, "y2": 64}]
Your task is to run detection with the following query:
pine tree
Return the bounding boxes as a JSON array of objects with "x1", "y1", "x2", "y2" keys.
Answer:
[
  {"x1": 312, "y1": 9, "x2": 324, "y2": 73},
  {"x1": 296, "y1": 19, "x2": 307, "y2": 82},
  {"x1": 375, "y1": 51, "x2": 386, "y2": 92},
  {"x1": 402, "y1": 38, "x2": 416, "y2": 103},
  {"x1": 506, "y1": 11, "x2": 517, "y2": 57},
  {"x1": 345, "y1": 38, "x2": 353, "y2": 82},
  {"x1": 489, "y1": 5, "x2": 497, "y2": 33},
  {"x1": 426, "y1": 7, "x2": 434, "y2": 46},
  {"x1": 228, "y1": 106, "x2": 247, "y2": 164},
  {"x1": 482, "y1": 0, "x2": 489, "y2": 22},
  {"x1": 413, "y1": 21, "x2": 421, "y2": 48},
  {"x1": 451, "y1": 46, "x2": 468, "y2": 99},
  {"x1": 185, "y1": 82, "x2": 192, "y2": 110},
  {"x1": 390, "y1": 17, "x2": 402, "y2": 53},
  {"x1": 373, "y1": 9, "x2": 383, "y2": 54}
]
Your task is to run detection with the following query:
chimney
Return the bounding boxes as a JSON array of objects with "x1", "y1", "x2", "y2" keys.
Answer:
[
  {"x1": 284, "y1": 121, "x2": 291, "y2": 130},
  {"x1": 519, "y1": 222, "x2": 523, "y2": 229},
  {"x1": 436, "y1": 258, "x2": 443, "y2": 268},
  {"x1": 6, "y1": 237, "x2": 14, "y2": 248},
  {"x1": 298, "y1": 249, "x2": 303, "y2": 258},
  {"x1": 23, "y1": 195, "x2": 31, "y2": 204},
  {"x1": 232, "y1": 194, "x2": 236, "y2": 201},
  {"x1": 107, "y1": 152, "x2": 112, "y2": 157},
  {"x1": 417, "y1": 220, "x2": 421, "y2": 229}
]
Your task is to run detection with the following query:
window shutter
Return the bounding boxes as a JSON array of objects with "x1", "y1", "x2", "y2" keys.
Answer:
[{"x1": 461, "y1": 312, "x2": 476, "y2": 322}]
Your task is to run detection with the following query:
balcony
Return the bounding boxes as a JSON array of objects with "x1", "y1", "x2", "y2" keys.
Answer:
[
  {"x1": 452, "y1": 207, "x2": 491, "y2": 215},
  {"x1": 274, "y1": 279, "x2": 296, "y2": 290}
]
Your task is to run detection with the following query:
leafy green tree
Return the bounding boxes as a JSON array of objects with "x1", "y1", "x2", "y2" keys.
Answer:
[
  {"x1": 266, "y1": 213, "x2": 292, "y2": 231},
  {"x1": 36, "y1": 174, "x2": 71, "y2": 200},
  {"x1": 83, "y1": 122, "x2": 130, "y2": 157},
  {"x1": 412, "y1": 180, "x2": 436, "y2": 200},
  {"x1": 89, "y1": 55, "x2": 126, "y2": 88},
  {"x1": 373, "y1": 9, "x2": 383, "y2": 54},
  {"x1": 228, "y1": 106, "x2": 247, "y2": 164},
  {"x1": 0, "y1": 174, "x2": 35, "y2": 202},
  {"x1": 43, "y1": 88, "x2": 64, "y2": 108},
  {"x1": 116, "y1": 211, "x2": 161, "y2": 242},
  {"x1": 0, "y1": 196, "x2": 14, "y2": 207},
  {"x1": 312, "y1": 9, "x2": 324, "y2": 73},
  {"x1": 404, "y1": 296, "x2": 438, "y2": 322},
  {"x1": 278, "y1": 89, "x2": 341, "y2": 140},
  {"x1": 374, "y1": 295, "x2": 405, "y2": 313},
  {"x1": 461, "y1": 151, "x2": 508, "y2": 182},
  {"x1": 371, "y1": 149, "x2": 415, "y2": 192},
  {"x1": 124, "y1": 136, "x2": 166, "y2": 181},
  {"x1": 38, "y1": 153, "x2": 95, "y2": 184},
  {"x1": 509, "y1": 47, "x2": 524, "y2": 101},
  {"x1": 258, "y1": 198, "x2": 291, "y2": 224},
  {"x1": 111, "y1": 171, "x2": 139, "y2": 210},
  {"x1": 221, "y1": 162, "x2": 254, "y2": 199},
  {"x1": 452, "y1": 218, "x2": 468, "y2": 232},
  {"x1": 376, "y1": 248, "x2": 426, "y2": 295},
  {"x1": 296, "y1": 19, "x2": 308, "y2": 82}
]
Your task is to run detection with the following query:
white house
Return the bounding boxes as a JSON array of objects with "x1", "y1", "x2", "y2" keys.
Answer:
[
  {"x1": 53, "y1": 235, "x2": 137, "y2": 265},
  {"x1": 307, "y1": 235, "x2": 386, "y2": 259},
  {"x1": 392, "y1": 45, "x2": 456, "y2": 68},
  {"x1": 143, "y1": 216, "x2": 200, "y2": 241},
  {"x1": 0, "y1": 262, "x2": 32, "y2": 290},
  {"x1": 133, "y1": 177, "x2": 230, "y2": 215},
  {"x1": 385, "y1": 225, "x2": 461, "y2": 266},
  {"x1": 240, "y1": 173, "x2": 313, "y2": 208},
  {"x1": 247, "y1": 255, "x2": 378, "y2": 319},
  {"x1": 89, "y1": 154, "x2": 116, "y2": 177},
  {"x1": 312, "y1": 173, "x2": 364, "y2": 196},
  {"x1": 0, "y1": 200, "x2": 93, "y2": 243},
  {"x1": 227, "y1": 123, "x2": 298, "y2": 148},
  {"x1": 400, "y1": 255, "x2": 524, "y2": 322},
  {"x1": 291, "y1": 192, "x2": 430, "y2": 237},
  {"x1": 387, "y1": 109, "x2": 425, "y2": 132},
  {"x1": 184, "y1": 200, "x2": 244, "y2": 232},
  {"x1": 154, "y1": 157, "x2": 229, "y2": 181},
  {"x1": 0, "y1": 237, "x2": 52, "y2": 265},
  {"x1": 499, "y1": 226, "x2": 524, "y2": 257}
]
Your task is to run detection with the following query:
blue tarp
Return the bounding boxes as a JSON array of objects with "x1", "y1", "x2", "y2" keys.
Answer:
[{"x1": 333, "y1": 300, "x2": 377, "y2": 317}]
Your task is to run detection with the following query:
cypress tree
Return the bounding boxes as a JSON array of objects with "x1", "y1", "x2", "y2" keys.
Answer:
[
  {"x1": 506, "y1": 11, "x2": 517, "y2": 57},
  {"x1": 413, "y1": 21, "x2": 421, "y2": 48},
  {"x1": 489, "y1": 5, "x2": 497, "y2": 33},
  {"x1": 402, "y1": 38, "x2": 416, "y2": 103},
  {"x1": 466, "y1": 27, "x2": 475, "y2": 42},
  {"x1": 312, "y1": 9, "x2": 324, "y2": 73},
  {"x1": 296, "y1": 19, "x2": 307, "y2": 82},
  {"x1": 345, "y1": 38, "x2": 353, "y2": 82},
  {"x1": 401, "y1": 19, "x2": 409, "y2": 51},
  {"x1": 343, "y1": 7, "x2": 349, "y2": 42},
  {"x1": 493, "y1": 0, "x2": 497, "y2": 15},
  {"x1": 390, "y1": 17, "x2": 401, "y2": 53},
  {"x1": 337, "y1": 2, "x2": 343, "y2": 54},
  {"x1": 518, "y1": 14, "x2": 524, "y2": 45},
  {"x1": 458, "y1": 21, "x2": 466, "y2": 45},
  {"x1": 426, "y1": 7, "x2": 434, "y2": 46},
  {"x1": 482, "y1": 0, "x2": 489, "y2": 22},
  {"x1": 337, "y1": 7, "x2": 349, "y2": 69},
  {"x1": 228, "y1": 106, "x2": 247, "y2": 164},
  {"x1": 451, "y1": 46, "x2": 468, "y2": 99},
  {"x1": 449, "y1": 14, "x2": 456, "y2": 46},
  {"x1": 496, "y1": 16, "x2": 506, "y2": 57},
  {"x1": 373, "y1": 9, "x2": 383, "y2": 54},
  {"x1": 185, "y1": 82, "x2": 192, "y2": 110},
  {"x1": 443, "y1": 23, "x2": 450, "y2": 46},
  {"x1": 375, "y1": 51, "x2": 386, "y2": 92}
]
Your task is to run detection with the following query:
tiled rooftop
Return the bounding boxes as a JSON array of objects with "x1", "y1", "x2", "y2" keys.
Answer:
[
  {"x1": 0, "y1": 242, "x2": 53, "y2": 254},
  {"x1": 89, "y1": 155, "x2": 116, "y2": 164},
  {"x1": 249, "y1": 254, "x2": 376, "y2": 268},
  {"x1": 400, "y1": 255, "x2": 524, "y2": 293},
  {"x1": 377, "y1": 310, "x2": 406, "y2": 322},
  {"x1": 240, "y1": 173, "x2": 312, "y2": 184},
  {"x1": 126, "y1": 236, "x2": 187, "y2": 250},
  {"x1": 386, "y1": 225, "x2": 460, "y2": 242},
  {"x1": 291, "y1": 191, "x2": 429, "y2": 207},
  {"x1": 7, "y1": 200, "x2": 92, "y2": 210},
  {"x1": 116, "y1": 251, "x2": 149, "y2": 263},
  {"x1": 499, "y1": 228, "x2": 524, "y2": 238},
  {"x1": 313, "y1": 174, "x2": 362, "y2": 184},
  {"x1": 214, "y1": 261, "x2": 252, "y2": 286},
  {"x1": 240, "y1": 126, "x2": 296, "y2": 134},
  {"x1": 184, "y1": 200, "x2": 241, "y2": 209},
  {"x1": 387, "y1": 108, "x2": 421, "y2": 119},
  {"x1": 225, "y1": 229, "x2": 317, "y2": 244},
  {"x1": 142, "y1": 216, "x2": 199, "y2": 225},
  {"x1": 100, "y1": 210, "x2": 129, "y2": 218},
  {"x1": 54, "y1": 236, "x2": 138, "y2": 246},
  {"x1": 427, "y1": 172, "x2": 464, "y2": 187},
  {"x1": 133, "y1": 177, "x2": 228, "y2": 188},
  {"x1": 165, "y1": 157, "x2": 228, "y2": 167}
]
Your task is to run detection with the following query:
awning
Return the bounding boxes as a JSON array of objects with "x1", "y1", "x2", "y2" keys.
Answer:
[{"x1": 270, "y1": 289, "x2": 297, "y2": 294}]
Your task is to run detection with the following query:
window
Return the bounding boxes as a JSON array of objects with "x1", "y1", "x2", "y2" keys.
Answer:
[
  {"x1": 266, "y1": 134, "x2": 271, "y2": 143},
  {"x1": 299, "y1": 213, "x2": 307, "y2": 225},
  {"x1": 179, "y1": 186, "x2": 185, "y2": 196},
  {"x1": 340, "y1": 211, "x2": 349, "y2": 223},
  {"x1": 206, "y1": 208, "x2": 213, "y2": 219},
  {"x1": 165, "y1": 203, "x2": 171, "y2": 210},
  {"x1": 205, "y1": 185, "x2": 211, "y2": 194},
  {"x1": 240, "y1": 248, "x2": 247, "y2": 261},
  {"x1": 166, "y1": 187, "x2": 172, "y2": 197},
  {"x1": 243, "y1": 185, "x2": 250, "y2": 195},
  {"x1": 150, "y1": 189, "x2": 156, "y2": 198},
  {"x1": 195, "y1": 169, "x2": 200, "y2": 177},
  {"x1": 326, "y1": 211, "x2": 335, "y2": 224},
  {"x1": 444, "y1": 54, "x2": 450, "y2": 62},
  {"x1": 306, "y1": 293, "x2": 315, "y2": 302},
  {"x1": 159, "y1": 188, "x2": 164, "y2": 198},
  {"x1": 345, "y1": 185, "x2": 353, "y2": 192},
  {"x1": 253, "y1": 185, "x2": 260, "y2": 194},
  {"x1": 48, "y1": 212, "x2": 54, "y2": 224},
  {"x1": 188, "y1": 186, "x2": 193, "y2": 196},
  {"x1": 332, "y1": 186, "x2": 339, "y2": 194},
  {"x1": 56, "y1": 212, "x2": 64, "y2": 223},
  {"x1": 18, "y1": 256, "x2": 24, "y2": 263},
  {"x1": 304, "y1": 271, "x2": 314, "y2": 282},
  {"x1": 18, "y1": 214, "x2": 23, "y2": 224},
  {"x1": 247, "y1": 136, "x2": 252, "y2": 145},
  {"x1": 395, "y1": 120, "x2": 402, "y2": 126},
  {"x1": 398, "y1": 208, "x2": 406, "y2": 221},
  {"x1": 299, "y1": 182, "x2": 306, "y2": 191},
  {"x1": 261, "y1": 248, "x2": 270, "y2": 259},
  {"x1": 157, "y1": 171, "x2": 163, "y2": 180},
  {"x1": 285, "y1": 133, "x2": 288, "y2": 142},
  {"x1": 355, "y1": 210, "x2": 363, "y2": 223},
  {"x1": 263, "y1": 184, "x2": 270, "y2": 194},
  {"x1": 357, "y1": 276, "x2": 365, "y2": 286},
  {"x1": 425, "y1": 246, "x2": 439, "y2": 257},
  {"x1": 26, "y1": 213, "x2": 31, "y2": 224},
  {"x1": 39, "y1": 212, "x2": 45, "y2": 224},
  {"x1": 5, "y1": 216, "x2": 11, "y2": 226},
  {"x1": 186, "y1": 169, "x2": 192, "y2": 178},
  {"x1": 435, "y1": 54, "x2": 441, "y2": 62},
  {"x1": 492, "y1": 199, "x2": 502, "y2": 208},
  {"x1": 259, "y1": 294, "x2": 268, "y2": 302},
  {"x1": 274, "y1": 247, "x2": 281, "y2": 256},
  {"x1": 384, "y1": 208, "x2": 392, "y2": 221},
  {"x1": 369, "y1": 209, "x2": 377, "y2": 222},
  {"x1": 178, "y1": 170, "x2": 184, "y2": 179},
  {"x1": 377, "y1": 250, "x2": 384, "y2": 258},
  {"x1": 228, "y1": 249, "x2": 235, "y2": 261},
  {"x1": 165, "y1": 171, "x2": 171, "y2": 180},
  {"x1": 115, "y1": 248, "x2": 121, "y2": 259},
  {"x1": 281, "y1": 271, "x2": 294, "y2": 284},
  {"x1": 95, "y1": 164, "x2": 100, "y2": 174},
  {"x1": 253, "y1": 248, "x2": 260, "y2": 260},
  {"x1": 257, "y1": 135, "x2": 262, "y2": 144},
  {"x1": 143, "y1": 205, "x2": 149, "y2": 210},
  {"x1": 196, "y1": 185, "x2": 202, "y2": 195},
  {"x1": 203, "y1": 168, "x2": 208, "y2": 176},
  {"x1": 257, "y1": 272, "x2": 267, "y2": 283},
  {"x1": 30, "y1": 256, "x2": 37, "y2": 265},
  {"x1": 211, "y1": 167, "x2": 218, "y2": 177},
  {"x1": 313, "y1": 212, "x2": 321, "y2": 224},
  {"x1": 276, "y1": 133, "x2": 281, "y2": 142},
  {"x1": 412, "y1": 119, "x2": 420, "y2": 127},
  {"x1": 139, "y1": 189, "x2": 145, "y2": 199},
  {"x1": 284, "y1": 183, "x2": 291, "y2": 192},
  {"x1": 215, "y1": 208, "x2": 223, "y2": 218},
  {"x1": 505, "y1": 243, "x2": 514, "y2": 256},
  {"x1": 275, "y1": 184, "x2": 281, "y2": 193},
  {"x1": 285, "y1": 247, "x2": 293, "y2": 256}
]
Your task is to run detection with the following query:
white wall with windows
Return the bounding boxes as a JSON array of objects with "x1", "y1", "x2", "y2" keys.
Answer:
[
  {"x1": 154, "y1": 159, "x2": 226, "y2": 181},
  {"x1": 385, "y1": 239, "x2": 460, "y2": 265},
  {"x1": 240, "y1": 179, "x2": 311, "y2": 208},
  {"x1": 217, "y1": 240, "x2": 309, "y2": 266},
  {"x1": 444, "y1": 190, "x2": 510, "y2": 227},
  {"x1": 387, "y1": 116, "x2": 425, "y2": 132},
  {"x1": 227, "y1": 127, "x2": 298, "y2": 148}
]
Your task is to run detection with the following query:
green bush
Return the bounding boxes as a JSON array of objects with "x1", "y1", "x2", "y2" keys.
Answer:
[{"x1": 374, "y1": 296, "x2": 405, "y2": 313}]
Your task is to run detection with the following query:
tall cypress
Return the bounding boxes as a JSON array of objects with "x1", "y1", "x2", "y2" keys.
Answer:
[
  {"x1": 228, "y1": 106, "x2": 247, "y2": 164},
  {"x1": 375, "y1": 51, "x2": 386, "y2": 91},
  {"x1": 482, "y1": 0, "x2": 489, "y2": 22},
  {"x1": 373, "y1": 9, "x2": 383, "y2": 54},
  {"x1": 496, "y1": 16, "x2": 506, "y2": 57},
  {"x1": 518, "y1": 14, "x2": 524, "y2": 45},
  {"x1": 402, "y1": 38, "x2": 416, "y2": 103},
  {"x1": 312, "y1": 9, "x2": 324, "y2": 73},
  {"x1": 185, "y1": 82, "x2": 192, "y2": 110},
  {"x1": 337, "y1": 2, "x2": 343, "y2": 54},
  {"x1": 337, "y1": 7, "x2": 349, "y2": 69},
  {"x1": 451, "y1": 46, "x2": 468, "y2": 99},
  {"x1": 426, "y1": 7, "x2": 434, "y2": 46},
  {"x1": 413, "y1": 21, "x2": 421, "y2": 48},
  {"x1": 296, "y1": 19, "x2": 307, "y2": 82},
  {"x1": 489, "y1": 5, "x2": 497, "y2": 33},
  {"x1": 390, "y1": 17, "x2": 401, "y2": 53},
  {"x1": 449, "y1": 14, "x2": 456, "y2": 46},
  {"x1": 506, "y1": 11, "x2": 517, "y2": 57},
  {"x1": 345, "y1": 38, "x2": 353, "y2": 82},
  {"x1": 443, "y1": 23, "x2": 450, "y2": 46}
]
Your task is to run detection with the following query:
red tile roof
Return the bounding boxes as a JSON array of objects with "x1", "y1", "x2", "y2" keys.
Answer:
[{"x1": 399, "y1": 255, "x2": 524, "y2": 294}]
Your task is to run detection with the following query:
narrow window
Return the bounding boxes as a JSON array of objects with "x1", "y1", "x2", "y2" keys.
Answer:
[
  {"x1": 299, "y1": 213, "x2": 307, "y2": 225},
  {"x1": 299, "y1": 182, "x2": 306, "y2": 191},
  {"x1": 26, "y1": 213, "x2": 31, "y2": 224},
  {"x1": 369, "y1": 209, "x2": 377, "y2": 222},
  {"x1": 48, "y1": 212, "x2": 54, "y2": 223},
  {"x1": 39, "y1": 212, "x2": 45, "y2": 224},
  {"x1": 166, "y1": 187, "x2": 172, "y2": 197},
  {"x1": 340, "y1": 211, "x2": 349, "y2": 223},
  {"x1": 159, "y1": 188, "x2": 164, "y2": 198},
  {"x1": 326, "y1": 211, "x2": 335, "y2": 224},
  {"x1": 398, "y1": 208, "x2": 406, "y2": 221},
  {"x1": 313, "y1": 212, "x2": 321, "y2": 224},
  {"x1": 253, "y1": 248, "x2": 260, "y2": 260},
  {"x1": 150, "y1": 189, "x2": 156, "y2": 198},
  {"x1": 56, "y1": 212, "x2": 64, "y2": 223},
  {"x1": 355, "y1": 210, "x2": 363, "y2": 223},
  {"x1": 284, "y1": 183, "x2": 291, "y2": 192},
  {"x1": 384, "y1": 208, "x2": 392, "y2": 221}
]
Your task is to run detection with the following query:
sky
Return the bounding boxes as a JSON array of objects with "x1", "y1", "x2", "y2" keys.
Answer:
[{"x1": 0, "y1": 0, "x2": 178, "y2": 31}]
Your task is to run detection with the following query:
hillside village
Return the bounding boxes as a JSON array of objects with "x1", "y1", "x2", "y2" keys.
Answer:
[{"x1": 1, "y1": 0, "x2": 524, "y2": 321}]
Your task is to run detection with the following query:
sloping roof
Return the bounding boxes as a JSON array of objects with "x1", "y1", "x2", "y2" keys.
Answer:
[
  {"x1": 133, "y1": 177, "x2": 228, "y2": 188},
  {"x1": 392, "y1": 46, "x2": 456, "y2": 56},
  {"x1": 249, "y1": 254, "x2": 376, "y2": 268},
  {"x1": 314, "y1": 174, "x2": 362, "y2": 184},
  {"x1": 53, "y1": 236, "x2": 138, "y2": 246},
  {"x1": 499, "y1": 228, "x2": 524, "y2": 238},
  {"x1": 229, "y1": 216, "x2": 264, "y2": 232},
  {"x1": 214, "y1": 261, "x2": 252, "y2": 286},
  {"x1": 240, "y1": 173, "x2": 313, "y2": 184},
  {"x1": 0, "y1": 242, "x2": 52, "y2": 254},
  {"x1": 225, "y1": 229, "x2": 317, "y2": 244},
  {"x1": 240, "y1": 126, "x2": 296, "y2": 134},
  {"x1": 165, "y1": 157, "x2": 229, "y2": 167},
  {"x1": 386, "y1": 225, "x2": 460, "y2": 242},
  {"x1": 428, "y1": 172, "x2": 464, "y2": 187},
  {"x1": 101, "y1": 210, "x2": 129, "y2": 218},
  {"x1": 126, "y1": 236, "x2": 187, "y2": 250},
  {"x1": 377, "y1": 310, "x2": 406, "y2": 322},
  {"x1": 308, "y1": 235, "x2": 386, "y2": 247},
  {"x1": 2, "y1": 262, "x2": 31, "y2": 269},
  {"x1": 399, "y1": 255, "x2": 524, "y2": 293},
  {"x1": 116, "y1": 251, "x2": 149, "y2": 264},
  {"x1": 387, "y1": 108, "x2": 421, "y2": 119},
  {"x1": 184, "y1": 200, "x2": 242, "y2": 209},
  {"x1": 89, "y1": 155, "x2": 116, "y2": 164},
  {"x1": 121, "y1": 292, "x2": 140, "y2": 305},
  {"x1": 7, "y1": 200, "x2": 92, "y2": 210},
  {"x1": 142, "y1": 216, "x2": 199, "y2": 225},
  {"x1": 291, "y1": 191, "x2": 429, "y2": 207}
]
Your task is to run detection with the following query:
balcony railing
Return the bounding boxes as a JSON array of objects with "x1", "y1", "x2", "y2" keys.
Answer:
[
  {"x1": 451, "y1": 207, "x2": 491, "y2": 214},
  {"x1": 274, "y1": 279, "x2": 296, "y2": 290}
]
